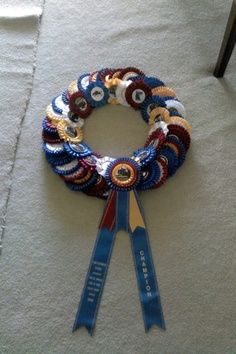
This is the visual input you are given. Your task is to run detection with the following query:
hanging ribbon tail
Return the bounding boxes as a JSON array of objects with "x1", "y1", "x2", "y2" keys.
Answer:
[
  {"x1": 73, "y1": 190, "x2": 117, "y2": 335},
  {"x1": 73, "y1": 188, "x2": 165, "y2": 334},
  {"x1": 128, "y1": 189, "x2": 166, "y2": 331}
]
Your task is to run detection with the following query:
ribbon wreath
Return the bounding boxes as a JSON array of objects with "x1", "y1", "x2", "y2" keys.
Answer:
[{"x1": 42, "y1": 67, "x2": 191, "y2": 334}]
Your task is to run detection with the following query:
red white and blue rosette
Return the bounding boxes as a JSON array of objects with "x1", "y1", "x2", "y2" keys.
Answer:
[{"x1": 42, "y1": 67, "x2": 192, "y2": 335}]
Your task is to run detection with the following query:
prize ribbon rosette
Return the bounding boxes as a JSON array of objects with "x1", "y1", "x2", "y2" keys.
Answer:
[{"x1": 42, "y1": 67, "x2": 192, "y2": 335}]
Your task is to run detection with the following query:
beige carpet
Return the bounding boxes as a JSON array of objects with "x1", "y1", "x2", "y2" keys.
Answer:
[
  {"x1": 0, "y1": 0, "x2": 236, "y2": 353},
  {"x1": 0, "y1": 0, "x2": 43, "y2": 249}
]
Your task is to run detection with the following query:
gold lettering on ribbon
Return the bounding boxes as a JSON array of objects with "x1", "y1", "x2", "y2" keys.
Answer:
[{"x1": 129, "y1": 191, "x2": 145, "y2": 232}]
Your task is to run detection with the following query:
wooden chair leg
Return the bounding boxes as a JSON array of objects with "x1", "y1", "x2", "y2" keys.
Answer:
[{"x1": 214, "y1": 0, "x2": 236, "y2": 77}]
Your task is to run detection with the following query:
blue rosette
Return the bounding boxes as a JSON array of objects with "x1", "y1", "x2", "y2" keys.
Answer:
[
  {"x1": 42, "y1": 142, "x2": 65, "y2": 157},
  {"x1": 140, "y1": 95, "x2": 166, "y2": 123},
  {"x1": 53, "y1": 160, "x2": 80, "y2": 176},
  {"x1": 51, "y1": 95, "x2": 63, "y2": 115},
  {"x1": 132, "y1": 146, "x2": 156, "y2": 167},
  {"x1": 42, "y1": 117, "x2": 58, "y2": 135},
  {"x1": 85, "y1": 80, "x2": 109, "y2": 108},
  {"x1": 161, "y1": 96, "x2": 183, "y2": 117},
  {"x1": 169, "y1": 110, "x2": 182, "y2": 117},
  {"x1": 46, "y1": 153, "x2": 74, "y2": 167},
  {"x1": 137, "y1": 160, "x2": 161, "y2": 190},
  {"x1": 104, "y1": 157, "x2": 141, "y2": 191},
  {"x1": 158, "y1": 146, "x2": 179, "y2": 176},
  {"x1": 62, "y1": 90, "x2": 69, "y2": 105},
  {"x1": 165, "y1": 136, "x2": 186, "y2": 167},
  {"x1": 143, "y1": 76, "x2": 165, "y2": 88},
  {"x1": 64, "y1": 142, "x2": 92, "y2": 158},
  {"x1": 77, "y1": 73, "x2": 90, "y2": 93}
]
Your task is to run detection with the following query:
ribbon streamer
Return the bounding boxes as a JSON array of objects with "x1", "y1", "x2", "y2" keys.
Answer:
[{"x1": 73, "y1": 190, "x2": 165, "y2": 334}]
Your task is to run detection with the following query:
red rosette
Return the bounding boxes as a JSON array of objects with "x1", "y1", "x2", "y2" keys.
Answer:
[
  {"x1": 80, "y1": 155, "x2": 98, "y2": 170},
  {"x1": 111, "y1": 68, "x2": 123, "y2": 79},
  {"x1": 89, "y1": 71, "x2": 99, "y2": 82},
  {"x1": 84, "y1": 175, "x2": 109, "y2": 197},
  {"x1": 93, "y1": 151, "x2": 102, "y2": 159},
  {"x1": 163, "y1": 139, "x2": 181, "y2": 157},
  {"x1": 69, "y1": 91, "x2": 93, "y2": 118},
  {"x1": 84, "y1": 189, "x2": 104, "y2": 198},
  {"x1": 167, "y1": 124, "x2": 191, "y2": 150},
  {"x1": 117, "y1": 67, "x2": 144, "y2": 81},
  {"x1": 144, "y1": 129, "x2": 166, "y2": 150},
  {"x1": 61, "y1": 166, "x2": 87, "y2": 182},
  {"x1": 73, "y1": 169, "x2": 92, "y2": 184},
  {"x1": 125, "y1": 80, "x2": 151, "y2": 109},
  {"x1": 44, "y1": 117, "x2": 57, "y2": 131},
  {"x1": 154, "y1": 157, "x2": 168, "y2": 188},
  {"x1": 42, "y1": 131, "x2": 61, "y2": 143},
  {"x1": 98, "y1": 68, "x2": 116, "y2": 82}
]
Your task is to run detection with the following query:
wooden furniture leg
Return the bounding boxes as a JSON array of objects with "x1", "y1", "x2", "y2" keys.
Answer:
[{"x1": 214, "y1": 0, "x2": 236, "y2": 77}]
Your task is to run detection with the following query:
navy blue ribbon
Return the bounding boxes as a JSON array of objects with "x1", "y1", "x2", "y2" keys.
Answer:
[
  {"x1": 72, "y1": 191, "x2": 117, "y2": 335},
  {"x1": 129, "y1": 190, "x2": 165, "y2": 331},
  {"x1": 73, "y1": 190, "x2": 165, "y2": 334}
]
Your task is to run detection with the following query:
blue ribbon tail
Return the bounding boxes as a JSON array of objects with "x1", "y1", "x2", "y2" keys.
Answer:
[
  {"x1": 73, "y1": 191, "x2": 117, "y2": 334},
  {"x1": 128, "y1": 190, "x2": 166, "y2": 331},
  {"x1": 116, "y1": 190, "x2": 129, "y2": 231},
  {"x1": 73, "y1": 189, "x2": 165, "y2": 334}
]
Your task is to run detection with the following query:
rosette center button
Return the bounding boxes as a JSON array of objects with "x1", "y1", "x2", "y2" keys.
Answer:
[{"x1": 115, "y1": 165, "x2": 131, "y2": 181}]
